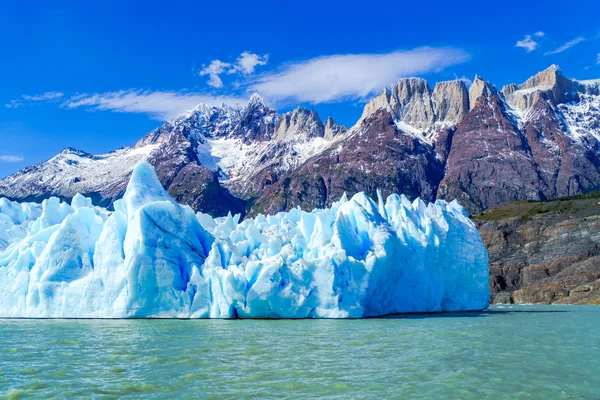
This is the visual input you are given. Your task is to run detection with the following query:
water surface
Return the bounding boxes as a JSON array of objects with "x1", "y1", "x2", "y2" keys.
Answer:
[{"x1": 1, "y1": 305, "x2": 599, "y2": 399}]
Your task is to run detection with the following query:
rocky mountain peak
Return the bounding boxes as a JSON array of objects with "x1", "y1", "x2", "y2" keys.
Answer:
[
  {"x1": 394, "y1": 77, "x2": 432, "y2": 100},
  {"x1": 359, "y1": 87, "x2": 392, "y2": 121},
  {"x1": 324, "y1": 116, "x2": 347, "y2": 140},
  {"x1": 152, "y1": 94, "x2": 279, "y2": 145},
  {"x1": 275, "y1": 106, "x2": 324, "y2": 141},
  {"x1": 247, "y1": 93, "x2": 267, "y2": 108},
  {"x1": 357, "y1": 78, "x2": 470, "y2": 138},
  {"x1": 59, "y1": 147, "x2": 91, "y2": 157},
  {"x1": 503, "y1": 65, "x2": 582, "y2": 112},
  {"x1": 469, "y1": 75, "x2": 497, "y2": 110}
]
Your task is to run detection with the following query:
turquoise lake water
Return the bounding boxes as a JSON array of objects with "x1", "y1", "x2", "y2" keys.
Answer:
[{"x1": 0, "y1": 305, "x2": 599, "y2": 399}]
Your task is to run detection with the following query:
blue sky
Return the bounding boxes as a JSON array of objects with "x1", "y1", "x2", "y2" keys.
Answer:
[{"x1": 1, "y1": 0, "x2": 599, "y2": 178}]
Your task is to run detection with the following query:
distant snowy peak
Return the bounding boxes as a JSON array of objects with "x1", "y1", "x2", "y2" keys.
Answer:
[
  {"x1": 0, "y1": 143, "x2": 160, "y2": 205},
  {"x1": 134, "y1": 95, "x2": 348, "y2": 196},
  {"x1": 164, "y1": 93, "x2": 279, "y2": 144}
]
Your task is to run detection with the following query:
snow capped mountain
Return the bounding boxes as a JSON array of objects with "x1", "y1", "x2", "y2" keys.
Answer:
[
  {"x1": 1, "y1": 66, "x2": 600, "y2": 217},
  {"x1": 0, "y1": 93, "x2": 346, "y2": 214},
  {"x1": 0, "y1": 144, "x2": 159, "y2": 206},
  {"x1": 143, "y1": 94, "x2": 347, "y2": 198}
]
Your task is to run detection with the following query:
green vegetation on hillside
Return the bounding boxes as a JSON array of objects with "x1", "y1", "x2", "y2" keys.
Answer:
[{"x1": 472, "y1": 191, "x2": 600, "y2": 223}]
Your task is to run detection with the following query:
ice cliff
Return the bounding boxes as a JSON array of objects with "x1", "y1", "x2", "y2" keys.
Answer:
[{"x1": 0, "y1": 162, "x2": 489, "y2": 318}]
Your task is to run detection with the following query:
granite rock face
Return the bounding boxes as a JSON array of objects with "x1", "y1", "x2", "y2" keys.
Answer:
[
  {"x1": 469, "y1": 75, "x2": 497, "y2": 110},
  {"x1": 474, "y1": 194, "x2": 600, "y2": 304},
  {"x1": 275, "y1": 107, "x2": 324, "y2": 141},
  {"x1": 358, "y1": 78, "x2": 469, "y2": 135},
  {"x1": 324, "y1": 116, "x2": 347, "y2": 140}
]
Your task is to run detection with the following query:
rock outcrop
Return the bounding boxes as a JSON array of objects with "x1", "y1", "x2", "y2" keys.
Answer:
[
  {"x1": 474, "y1": 193, "x2": 600, "y2": 305},
  {"x1": 502, "y1": 65, "x2": 578, "y2": 112}
]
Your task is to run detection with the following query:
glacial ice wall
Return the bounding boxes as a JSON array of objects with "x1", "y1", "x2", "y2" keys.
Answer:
[{"x1": 0, "y1": 162, "x2": 489, "y2": 318}]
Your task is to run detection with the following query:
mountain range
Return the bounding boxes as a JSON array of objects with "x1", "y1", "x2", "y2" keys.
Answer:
[{"x1": 2, "y1": 65, "x2": 600, "y2": 217}]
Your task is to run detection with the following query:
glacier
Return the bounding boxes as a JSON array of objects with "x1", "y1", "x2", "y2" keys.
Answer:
[{"x1": 0, "y1": 162, "x2": 489, "y2": 318}]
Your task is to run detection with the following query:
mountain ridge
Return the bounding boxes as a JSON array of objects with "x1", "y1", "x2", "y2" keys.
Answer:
[{"x1": 2, "y1": 65, "x2": 600, "y2": 218}]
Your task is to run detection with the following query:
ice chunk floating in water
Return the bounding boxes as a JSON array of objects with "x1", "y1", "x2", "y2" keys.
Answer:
[{"x1": 0, "y1": 162, "x2": 489, "y2": 318}]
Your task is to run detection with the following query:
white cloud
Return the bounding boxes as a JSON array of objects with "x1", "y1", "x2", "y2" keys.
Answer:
[
  {"x1": 63, "y1": 90, "x2": 246, "y2": 120},
  {"x1": 597, "y1": 53, "x2": 600, "y2": 65},
  {"x1": 4, "y1": 100, "x2": 21, "y2": 109},
  {"x1": 199, "y1": 60, "x2": 232, "y2": 88},
  {"x1": 0, "y1": 155, "x2": 24, "y2": 163},
  {"x1": 247, "y1": 47, "x2": 470, "y2": 105},
  {"x1": 534, "y1": 31, "x2": 545, "y2": 37},
  {"x1": 22, "y1": 92, "x2": 64, "y2": 101},
  {"x1": 516, "y1": 35, "x2": 539, "y2": 52},
  {"x1": 236, "y1": 52, "x2": 268, "y2": 74},
  {"x1": 545, "y1": 37, "x2": 585, "y2": 55},
  {"x1": 5, "y1": 92, "x2": 63, "y2": 109},
  {"x1": 199, "y1": 52, "x2": 268, "y2": 87}
]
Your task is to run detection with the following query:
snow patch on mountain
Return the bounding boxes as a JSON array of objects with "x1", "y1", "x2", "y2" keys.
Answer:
[{"x1": 559, "y1": 93, "x2": 600, "y2": 143}]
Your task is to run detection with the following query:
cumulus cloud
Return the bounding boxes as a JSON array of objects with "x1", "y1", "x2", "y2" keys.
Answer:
[
  {"x1": 247, "y1": 47, "x2": 470, "y2": 105},
  {"x1": 63, "y1": 90, "x2": 246, "y2": 120},
  {"x1": 533, "y1": 31, "x2": 545, "y2": 37},
  {"x1": 199, "y1": 51, "x2": 268, "y2": 88},
  {"x1": 0, "y1": 155, "x2": 24, "y2": 163},
  {"x1": 516, "y1": 35, "x2": 539, "y2": 52},
  {"x1": 199, "y1": 60, "x2": 232, "y2": 88},
  {"x1": 545, "y1": 37, "x2": 585, "y2": 55},
  {"x1": 236, "y1": 52, "x2": 268, "y2": 74}
]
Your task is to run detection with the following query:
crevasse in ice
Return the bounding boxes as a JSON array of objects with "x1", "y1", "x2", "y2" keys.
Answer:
[{"x1": 0, "y1": 162, "x2": 489, "y2": 318}]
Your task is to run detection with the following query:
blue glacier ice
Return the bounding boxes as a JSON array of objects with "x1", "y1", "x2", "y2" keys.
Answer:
[{"x1": 0, "y1": 162, "x2": 489, "y2": 318}]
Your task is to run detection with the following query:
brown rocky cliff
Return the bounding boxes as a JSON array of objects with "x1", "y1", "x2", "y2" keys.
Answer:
[{"x1": 473, "y1": 194, "x2": 600, "y2": 304}]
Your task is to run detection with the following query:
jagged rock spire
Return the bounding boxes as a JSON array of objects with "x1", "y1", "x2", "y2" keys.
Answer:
[{"x1": 469, "y1": 75, "x2": 497, "y2": 109}]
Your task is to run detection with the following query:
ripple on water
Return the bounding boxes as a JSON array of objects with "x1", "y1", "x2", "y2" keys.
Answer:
[{"x1": 0, "y1": 305, "x2": 599, "y2": 399}]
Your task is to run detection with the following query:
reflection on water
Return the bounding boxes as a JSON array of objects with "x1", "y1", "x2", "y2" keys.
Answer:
[{"x1": 0, "y1": 305, "x2": 599, "y2": 399}]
